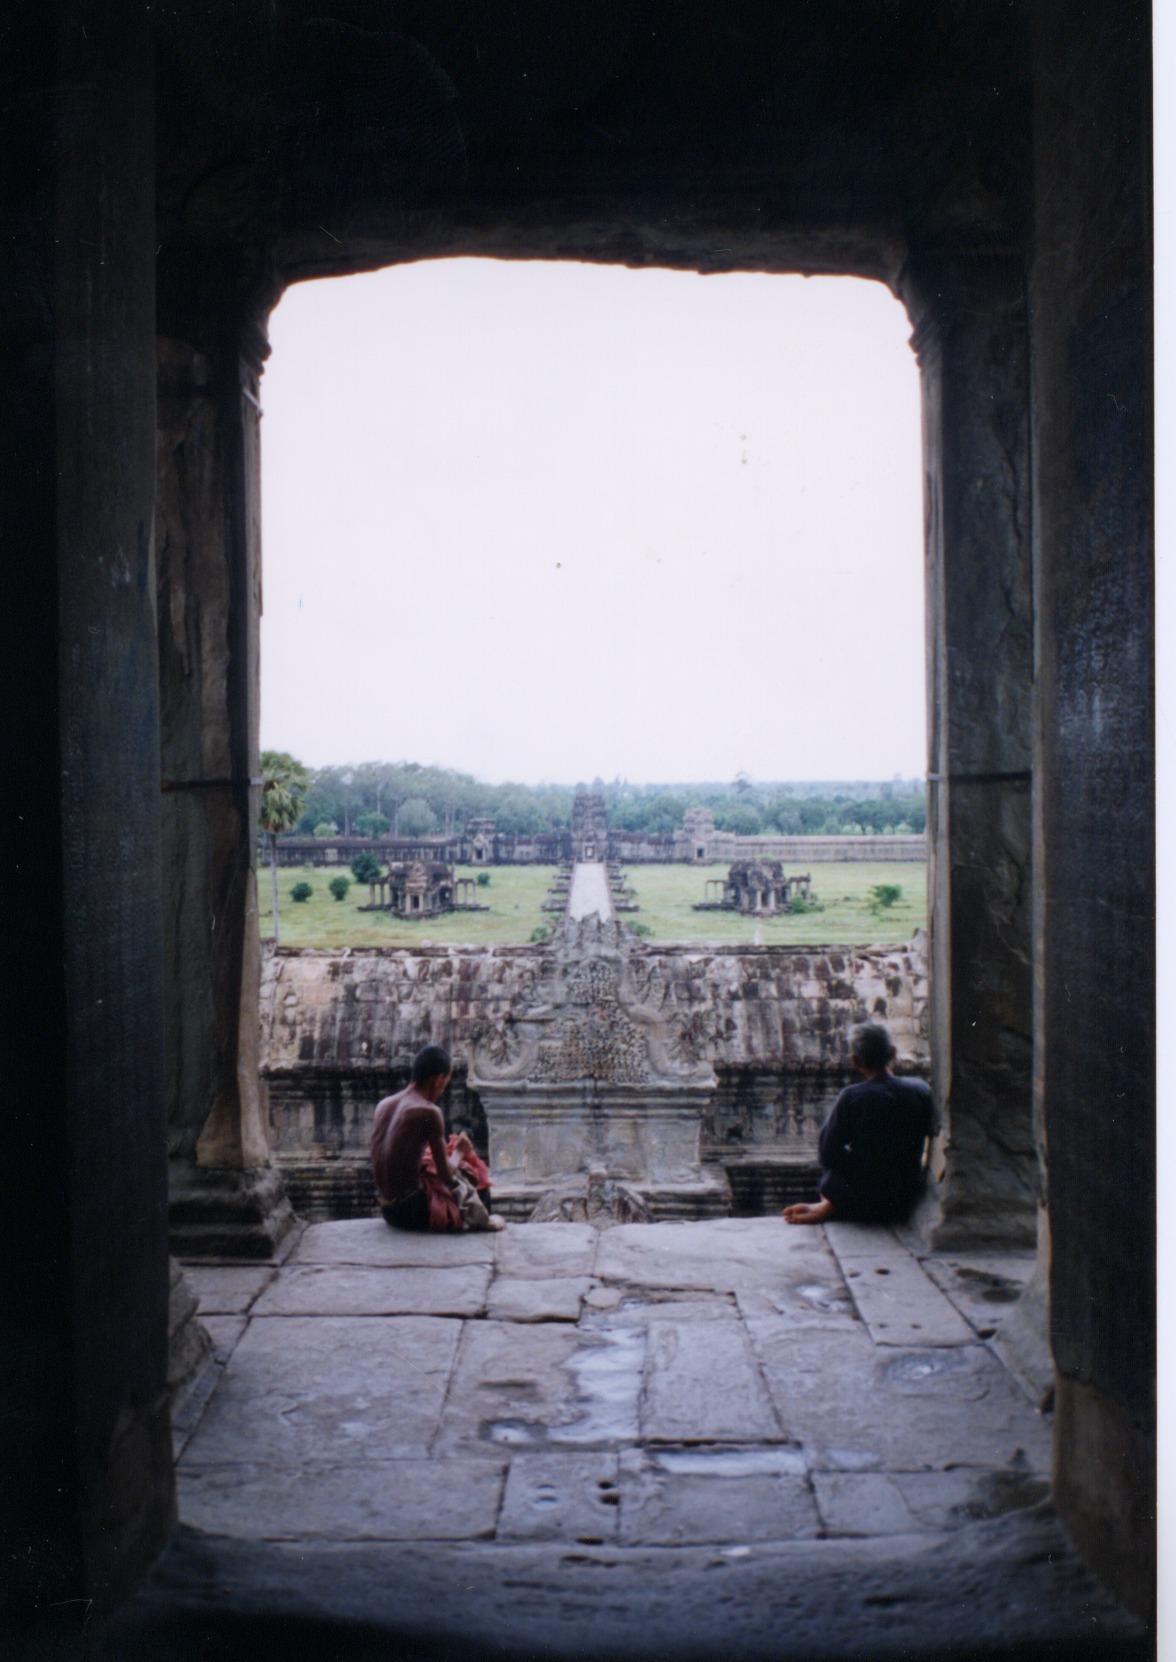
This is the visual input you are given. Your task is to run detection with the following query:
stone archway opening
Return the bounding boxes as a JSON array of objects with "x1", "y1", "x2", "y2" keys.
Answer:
[{"x1": 168, "y1": 254, "x2": 1055, "y2": 1584}]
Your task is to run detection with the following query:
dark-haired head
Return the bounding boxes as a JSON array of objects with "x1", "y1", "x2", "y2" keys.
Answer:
[
  {"x1": 411, "y1": 1044, "x2": 452, "y2": 1086},
  {"x1": 850, "y1": 1020, "x2": 895, "y2": 1074}
]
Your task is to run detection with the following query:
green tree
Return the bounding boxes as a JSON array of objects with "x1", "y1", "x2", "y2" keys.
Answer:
[
  {"x1": 328, "y1": 875, "x2": 351, "y2": 901},
  {"x1": 259, "y1": 750, "x2": 309, "y2": 945},
  {"x1": 350, "y1": 851, "x2": 382, "y2": 886},
  {"x1": 313, "y1": 821, "x2": 336, "y2": 838},
  {"x1": 398, "y1": 796, "x2": 438, "y2": 837},
  {"x1": 355, "y1": 811, "x2": 391, "y2": 839},
  {"x1": 290, "y1": 881, "x2": 313, "y2": 903}
]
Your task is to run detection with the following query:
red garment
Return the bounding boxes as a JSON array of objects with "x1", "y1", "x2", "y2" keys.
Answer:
[{"x1": 418, "y1": 1136, "x2": 493, "y2": 1233}]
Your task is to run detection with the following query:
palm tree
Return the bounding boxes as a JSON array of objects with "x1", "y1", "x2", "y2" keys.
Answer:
[{"x1": 259, "y1": 750, "x2": 309, "y2": 944}]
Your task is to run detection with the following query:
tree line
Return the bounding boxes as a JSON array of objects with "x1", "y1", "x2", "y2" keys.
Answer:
[{"x1": 273, "y1": 760, "x2": 926, "y2": 840}]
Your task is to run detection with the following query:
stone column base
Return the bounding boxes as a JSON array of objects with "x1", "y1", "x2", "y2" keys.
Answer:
[{"x1": 169, "y1": 1164, "x2": 296, "y2": 1260}]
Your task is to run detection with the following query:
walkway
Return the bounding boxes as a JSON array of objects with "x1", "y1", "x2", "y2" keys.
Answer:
[
  {"x1": 567, "y1": 859, "x2": 614, "y2": 922},
  {"x1": 112, "y1": 1219, "x2": 1145, "y2": 1660}
]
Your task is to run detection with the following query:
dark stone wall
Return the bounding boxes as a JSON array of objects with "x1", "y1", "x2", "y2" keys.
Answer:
[
  {"x1": 1030, "y1": 0, "x2": 1154, "y2": 1620},
  {"x1": 0, "y1": 0, "x2": 175, "y2": 1621}
]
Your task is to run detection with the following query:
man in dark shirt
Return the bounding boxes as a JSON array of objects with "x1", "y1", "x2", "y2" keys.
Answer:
[{"x1": 783, "y1": 1019, "x2": 938, "y2": 1226}]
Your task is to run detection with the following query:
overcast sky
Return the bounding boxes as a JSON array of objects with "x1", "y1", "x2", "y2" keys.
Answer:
[{"x1": 259, "y1": 260, "x2": 925, "y2": 784}]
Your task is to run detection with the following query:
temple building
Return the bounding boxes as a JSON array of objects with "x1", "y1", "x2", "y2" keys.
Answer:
[{"x1": 696, "y1": 860, "x2": 813, "y2": 916}]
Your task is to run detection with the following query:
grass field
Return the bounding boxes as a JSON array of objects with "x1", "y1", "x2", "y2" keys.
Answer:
[
  {"x1": 624, "y1": 862, "x2": 926, "y2": 945},
  {"x1": 266, "y1": 861, "x2": 926, "y2": 949},
  {"x1": 266, "y1": 865, "x2": 554, "y2": 948}
]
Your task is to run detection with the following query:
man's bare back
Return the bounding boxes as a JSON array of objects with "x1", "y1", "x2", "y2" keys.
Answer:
[{"x1": 370, "y1": 1085, "x2": 451, "y2": 1205}]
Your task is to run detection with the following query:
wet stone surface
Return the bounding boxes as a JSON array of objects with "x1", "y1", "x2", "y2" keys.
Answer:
[
  {"x1": 149, "y1": 1218, "x2": 1147, "y2": 1658},
  {"x1": 176, "y1": 1217, "x2": 1055, "y2": 1551}
]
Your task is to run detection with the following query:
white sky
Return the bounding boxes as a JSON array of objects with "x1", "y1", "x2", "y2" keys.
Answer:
[{"x1": 259, "y1": 260, "x2": 925, "y2": 784}]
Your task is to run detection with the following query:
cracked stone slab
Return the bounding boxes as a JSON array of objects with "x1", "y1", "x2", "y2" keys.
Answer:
[
  {"x1": 252, "y1": 1264, "x2": 490, "y2": 1318},
  {"x1": 494, "y1": 1222, "x2": 598, "y2": 1279},
  {"x1": 498, "y1": 1452, "x2": 621, "y2": 1542},
  {"x1": 179, "y1": 1315, "x2": 461, "y2": 1465},
  {"x1": 751, "y1": 1326, "x2": 1053, "y2": 1473},
  {"x1": 735, "y1": 1271, "x2": 859, "y2": 1332},
  {"x1": 294, "y1": 1218, "x2": 496, "y2": 1267},
  {"x1": 592, "y1": 1294, "x2": 739, "y2": 1327},
  {"x1": 184, "y1": 1265, "x2": 276, "y2": 1314},
  {"x1": 824, "y1": 1227, "x2": 975, "y2": 1346},
  {"x1": 597, "y1": 1218, "x2": 832, "y2": 1295},
  {"x1": 619, "y1": 1455, "x2": 820, "y2": 1544},
  {"x1": 179, "y1": 1458, "x2": 506, "y2": 1541},
  {"x1": 640, "y1": 1319, "x2": 782, "y2": 1443},
  {"x1": 486, "y1": 1276, "x2": 593, "y2": 1322}
]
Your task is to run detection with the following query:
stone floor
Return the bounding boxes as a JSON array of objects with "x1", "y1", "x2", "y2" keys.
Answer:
[{"x1": 112, "y1": 1219, "x2": 1146, "y2": 1660}]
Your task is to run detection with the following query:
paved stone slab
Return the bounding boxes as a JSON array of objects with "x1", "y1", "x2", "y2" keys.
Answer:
[
  {"x1": 179, "y1": 1458, "x2": 505, "y2": 1540},
  {"x1": 567, "y1": 860, "x2": 613, "y2": 922},
  {"x1": 294, "y1": 1218, "x2": 496, "y2": 1267},
  {"x1": 180, "y1": 1315, "x2": 461, "y2": 1465},
  {"x1": 894, "y1": 1467, "x2": 1051, "y2": 1530},
  {"x1": 201, "y1": 1314, "x2": 248, "y2": 1363},
  {"x1": 597, "y1": 1218, "x2": 832, "y2": 1296},
  {"x1": 640, "y1": 1319, "x2": 782, "y2": 1443},
  {"x1": 751, "y1": 1326, "x2": 1053, "y2": 1473},
  {"x1": 497, "y1": 1453, "x2": 620, "y2": 1542},
  {"x1": 619, "y1": 1453, "x2": 819, "y2": 1544},
  {"x1": 921, "y1": 1253, "x2": 1035, "y2": 1338},
  {"x1": 812, "y1": 1471, "x2": 920, "y2": 1536},
  {"x1": 253, "y1": 1264, "x2": 490, "y2": 1318},
  {"x1": 824, "y1": 1227, "x2": 975, "y2": 1346},
  {"x1": 435, "y1": 1320, "x2": 586, "y2": 1457},
  {"x1": 184, "y1": 1265, "x2": 276, "y2": 1314},
  {"x1": 486, "y1": 1276, "x2": 593, "y2": 1322},
  {"x1": 494, "y1": 1223, "x2": 598, "y2": 1280}
]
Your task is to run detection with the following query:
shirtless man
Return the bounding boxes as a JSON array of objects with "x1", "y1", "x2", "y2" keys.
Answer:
[
  {"x1": 783, "y1": 1019, "x2": 937, "y2": 1226},
  {"x1": 371, "y1": 1044, "x2": 498, "y2": 1231}
]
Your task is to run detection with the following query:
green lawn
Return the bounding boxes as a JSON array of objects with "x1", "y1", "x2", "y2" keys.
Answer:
[
  {"x1": 265, "y1": 864, "x2": 556, "y2": 948},
  {"x1": 624, "y1": 862, "x2": 927, "y2": 946},
  {"x1": 265, "y1": 860, "x2": 926, "y2": 949}
]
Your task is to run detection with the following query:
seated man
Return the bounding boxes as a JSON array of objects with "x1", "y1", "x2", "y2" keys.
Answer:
[
  {"x1": 370, "y1": 1043, "x2": 502, "y2": 1232},
  {"x1": 783, "y1": 1019, "x2": 938, "y2": 1226}
]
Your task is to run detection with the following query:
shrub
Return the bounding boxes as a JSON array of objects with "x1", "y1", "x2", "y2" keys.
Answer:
[
  {"x1": 630, "y1": 922, "x2": 653, "y2": 938},
  {"x1": 869, "y1": 883, "x2": 903, "y2": 910},
  {"x1": 290, "y1": 881, "x2": 313, "y2": 903},
  {"x1": 529, "y1": 925, "x2": 551, "y2": 944},
  {"x1": 328, "y1": 875, "x2": 351, "y2": 902},
  {"x1": 789, "y1": 892, "x2": 822, "y2": 914},
  {"x1": 476, "y1": 870, "x2": 491, "y2": 887},
  {"x1": 313, "y1": 822, "x2": 336, "y2": 838},
  {"x1": 350, "y1": 852, "x2": 382, "y2": 885}
]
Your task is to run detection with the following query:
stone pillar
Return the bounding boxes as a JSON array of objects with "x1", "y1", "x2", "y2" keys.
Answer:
[
  {"x1": 156, "y1": 286, "x2": 293, "y2": 1258},
  {"x1": 904, "y1": 250, "x2": 1037, "y2": 1248},
  {"x1": 0, "y1": 0, "x2": 176, "y2": 1619},
  {"x1": 1030, "y1": 0, "x2": 1153, "y2": 1621}
]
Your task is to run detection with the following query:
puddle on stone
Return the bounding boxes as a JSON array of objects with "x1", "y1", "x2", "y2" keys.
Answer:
[
  {"x1": 795, "y1": 1283, "x2": 855, "y2": 1315},
  {"x1": 879, "y1": 1349, "x2": 988, "y2": 1400},
  {"x1": 651, "y1": 1445, "x2": 807, "y2": 1477},
  {"x1": 556, "y1": 1329, "x2": 646, "y2": 1444},
  {"x1": 483, "y1": 1418, "x2": 550, "y2": 1448}
]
